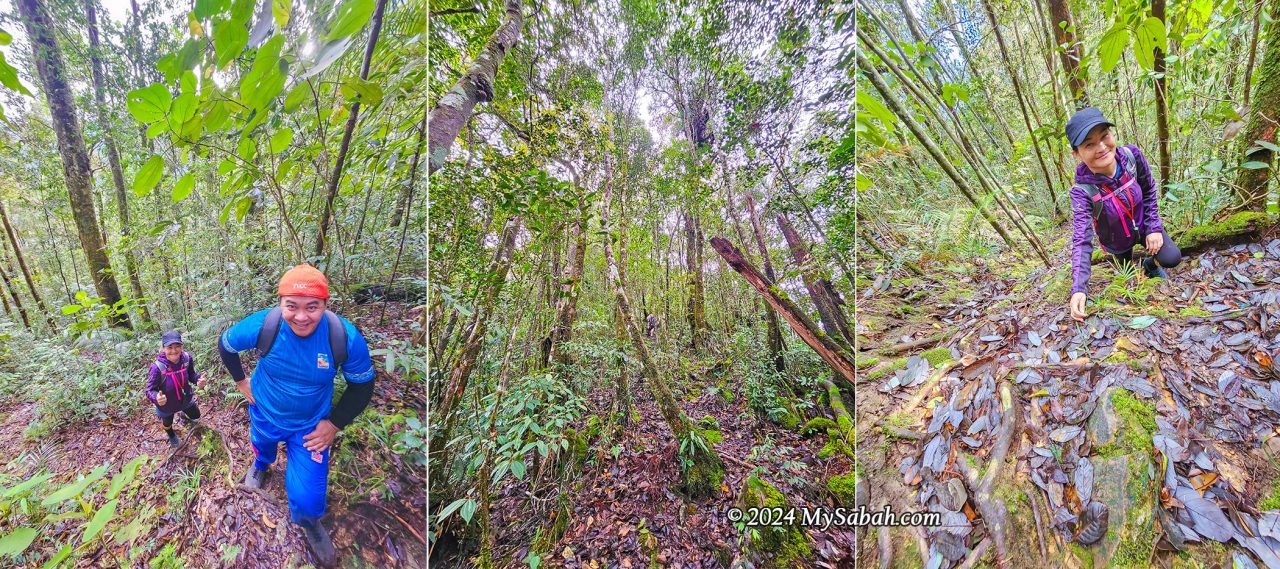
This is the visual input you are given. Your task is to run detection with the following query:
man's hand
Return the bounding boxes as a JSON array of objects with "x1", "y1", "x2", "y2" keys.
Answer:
[
  {"x1": 1145, "y1": 233, "x2": 1164, "y2": 255},
  {"x1": 303, "y1": 420, "x2": 338, "y2": 452},
  {"x1": 237, "y1": 379, "x2": 255, "y2": 406},
  {"x1": 1070, "y1": 292, "x2": 1088, "y2": 321},
  {"x1": 155, "y1": 392, "x2": 167, "y2": 406}
]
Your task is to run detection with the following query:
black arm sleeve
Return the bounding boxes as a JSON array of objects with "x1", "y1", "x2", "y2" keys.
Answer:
[
  {"x1": 329, "y1": 379, "x2": 374, "y2": 429},
  {"x1": 218, "y1": 339, "x2": 247, "y2": 382}
]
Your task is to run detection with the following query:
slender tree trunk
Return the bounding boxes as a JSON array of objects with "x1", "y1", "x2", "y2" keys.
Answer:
[
  {"x1": 940, "y1": 0, "x2": 1017, "y2": 147},
  {"x1": 315, "y1": 0, "x2": 389, "y2": 258},
  {"x1": 1244, "y1": 0, "x2": 1265, "y2": 109},
  {"x1": 1153, "y1": 0, "x2": 1171, "y2": 197},
  {"x1": 391, "y1": 107, "x2": 428, "y2": 230},
  {"x1": 1235, "y1": 1, "x2": 1280, "y2": 210},
  {"x1": 743, "y1": 192, "x2": 786, "y2": 372},
  {"x1": 380, "y1": 109, "x2": 428, "y2": 326},
  {"x1": 0, "y1": 201, "x2": 56, "y2": 331},
  {"x1": 710, "y1": 237, "x2": 857, "y2": 388},
  {"x1": 545, "y1": 195, "x2": 588, "y2": 367},
  {"x1": 980, "y1": 0, "x2": 1062, "y2": 217},
  {"x1": 777, "y1": 213, "x2": 854, "y2": 350},
  {"x1": 17, "y1": 0, "x2": 128, "y2": 328},
  {"x1": 1046, "y1": 0, "x2": 1089, "y2": 108},
  {"x1": 85, "y1": 0, "x2": 150, "y2": 324},
  {"x1": 1033, "y1": 0, "x2": 1074, "y2": 190},
  {"x1": 683, "y1": 210, "x2": 708, "y2": 351},
  {"x1": 0, "y1": 256, "x2": 30, "y2": 330},
  {"x1": 428, "y1": 0, "x2": 524, "y2": 174},
  {"x1": 429, "y1": 216, "x2": 522, "y2": 474},
  {"x1": 857, "y1": 51, "x2": 1022, "y2": 253}
]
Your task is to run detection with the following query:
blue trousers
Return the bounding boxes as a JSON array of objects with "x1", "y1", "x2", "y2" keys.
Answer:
[{"x1": 250, "y1": 416, "x2": 329, "y2": 523}]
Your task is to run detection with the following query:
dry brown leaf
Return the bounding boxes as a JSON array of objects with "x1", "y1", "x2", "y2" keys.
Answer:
[
  {"x1": 1190, "y1": 472, "x2": 1219, "y2": 494},
  {"x1": 1115, "y1": 336, "x2": 1140, "y2": 354},
  {"x1": 1256, "y1": 352, "x2": 1274, "y2": 368},
  {"x1": 962, "y1": 502, "x2": 977, "y2": 521},
  {"x1": 261, "y1": 513, "x2": 276, "y2": 529}
]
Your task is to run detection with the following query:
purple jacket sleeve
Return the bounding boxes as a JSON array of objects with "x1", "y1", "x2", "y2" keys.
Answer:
[
  {"x1": 186, "y1": 353, "x2": 200, "y2": 385},
  {"x1": 1070, "y1": 185, "x2": 1095, "y2": 297},
  {"x1": 1129, "y1": 145, "x2": 1165, "y2": 236},
  {"x1": 145, "y1": 363, "x2": 161, "y2": 404}
]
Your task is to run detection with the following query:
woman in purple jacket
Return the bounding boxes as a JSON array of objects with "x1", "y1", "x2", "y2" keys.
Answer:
[
  {"x1": 146, "y1": 330, "x2": 203, "y2": 447},
  {"x1": 1066, "y1": 107, "x2": 1182, "y2": 321}
]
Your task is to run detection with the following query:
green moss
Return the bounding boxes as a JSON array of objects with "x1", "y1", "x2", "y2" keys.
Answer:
[
  {"x1": 777, "y1": 412, "x2": 800, "y2": 430},
  {"x1": 697, "y1": 415, "x2": 720, "y2": 430},
  {"x1": 530, "y1": 492, "x2": 572, "y2": 555},
  {"x1": 920, "y1": 347, "x2": 952, "y2": 367},
  {"x1": 1091, "y1": 249, "x2": 1107, "y2": 263},
  {"x1": 1102, "y1": 351, "x2": 1151, "y2": 373},
  {"x1": 1069, "y1": 542, "x2": 1095, "y2": 569},
  {"x1": 1260, "y1": 476, "x2": 1280, "y2": 510},
  {"x1": 681, "y1": 446, "x2": 725, "y2": 499},
  {"x1": 740, "y1": 476, "x2": 812, "y2": 567},
  {"x1": 584, "y1": 415, "x2": 603, "y2": 439},
  {"x1": 817, "y1": 439, "x2": 839, "y2": 459},
  {"x1": 826, "y1": 474, "x2": 858, "y2": 506},
  {"x1": 854, "y1": 356, "x2": 880, "y2": 368},
  {"x1": 1111, "y1": 522, "x2": 1156, "y2": 568},
  {"x1": 884, "y1": 413, "x2": 914, "y2": 429},
  {"x1": 939, "y1": 286, "x2": 975, "y2": 304},
  {"x1": 1176, "y1": 212, "x2": 1273, "y2": 250},
  {"x1": 700, "y1": 428, "x2": 723, "y2": 445},
  {"x1": 801, "y1": 417, "x2": 837, "y2": 437},
  {"x1": 866, "y1": 359, "x2": 905, "y2": 381},
  {"x1": 1179, "y1": 305, "x2": 1211, "y2": 318},
  {"x1": 564, "y1": 428, "x2": 589, "y2": 465},
  {"x1": 1042, "y1": 269, "x2": 1072, "y2": 301},
  {"x1": 1094, "y1": 389, "x2": 1155, "y2": 459}
]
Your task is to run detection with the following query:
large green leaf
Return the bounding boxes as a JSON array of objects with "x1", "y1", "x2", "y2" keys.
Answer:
[
  {"x1": 1097, "y1": 25, "x2": 1128, "y2": 73},
  {"x1": 195, "y1": 0, "x2": 230, "y2": 20},
  {"x1": 126, "y1": 83, "x2": 171, "y2": 124},
  {"x1": 168, "y1": 93, "x2": 198, "y2": 130},
  {"x1": 172, "y1": 173, "x2": 197, "y2": 203},
  {"x1": 339, "y1": 80, "x2": 383, "y2": 105},
  {"x1": 0, "y1": 528, "x2": 36, "y2": 557},
  {"x1": 855, "y1": 90, "x2": 894, "y2": 132},
  {"x1": 270, "y1": 128, "x2": 293, "y2": 153},
  {"x1": 1134, "y1": 16, "x2": 1168, "y2": 71},
  {"x1": 80, "y1": 499, "x2": 118, "y2": 545},
  {"x1": 326, "y1": 0, "x2": 376, "y2": 41},
  {"x1": 299, "y1": 37, "x2": 353, "y2": 80},
  {"x1": 106, "y1": 455, "x2": 148, "y2": 500},
  {"x1": 38, "y1": 545, "x2": 72, "y2": 569},
  {"x1": 40, "y1": 465, "x2": 109, "y2": 507},
  {"x1": 0, "y1": 52, "x2": 30, "y2": 95},
  {"x1": 132, "y1": 155, "x2": 166, "y2": 197},
  {"x1": 283, "y1": 83, "x2": 310, "y2": 111},
  {"x1": 214, "y1": 18, "x2": 249, "y2": 69},
  {"x1": 272, "y1": 0, "x2": 290, "y2": 27},
  {"x1": 1, "y1": 471, "x2": 52, "y2": 498}
]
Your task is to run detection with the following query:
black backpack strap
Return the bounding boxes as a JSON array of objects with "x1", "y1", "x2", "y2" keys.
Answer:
[
  {"x1": 1118, "y1": 145, "x2": 1136, "y2": 177},
  {"x1": 256, "y1": 307, "x2": 284, "y2": 357},
  {"x1": 1078, "y1": 183, "x2": 1103, "y2": 219},
  {"x1": 325, "y1": 310, "x2": 347, "y2": 369}
]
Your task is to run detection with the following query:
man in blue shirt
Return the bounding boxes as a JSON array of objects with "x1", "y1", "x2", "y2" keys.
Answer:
[{"x1": 219, "y1": 264, "x2": 375, "y2": 568}]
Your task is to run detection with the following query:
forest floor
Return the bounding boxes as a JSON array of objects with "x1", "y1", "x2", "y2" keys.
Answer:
[
  {"x1": 0, "y1": 302, "x2": 426, "y2": 569},
  {"x1": 435, "y1": 347, "x2": 861, "y2": 568},
  {"x1": 853, "y1": 223, "x2": 1280, "y2": 568}
]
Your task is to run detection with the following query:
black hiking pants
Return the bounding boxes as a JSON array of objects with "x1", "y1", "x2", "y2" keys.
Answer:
[{"x1": 1109, "y1": 229, "x2": 1182, "y2": 270}]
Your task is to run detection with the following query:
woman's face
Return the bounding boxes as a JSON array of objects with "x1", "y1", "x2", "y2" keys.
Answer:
[
  {"x1": 163, "y1": 344, "x2": 183, "y2": 363},
  {"x1": 1073, "y1": 125, "x2": 1117, "y2": 174}
]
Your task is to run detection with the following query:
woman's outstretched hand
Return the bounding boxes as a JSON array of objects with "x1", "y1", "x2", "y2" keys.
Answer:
[
  {"x1": 1070, "y1": 292, "x2": 1088, "y2": 321},
  {"x1": 1145, "y1": 233, "x2": 1164, "y2": 255}
]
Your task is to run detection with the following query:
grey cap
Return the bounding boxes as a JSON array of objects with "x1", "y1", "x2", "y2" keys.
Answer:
[
  {"x1": 1065, "y1": 107, "x2": 1115, "y2": 148},
  {"x1": 161, "y1": 330, "x2": 183, "y2": 347}
]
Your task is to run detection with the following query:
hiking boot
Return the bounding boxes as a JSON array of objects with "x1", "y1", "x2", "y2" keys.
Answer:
[
  {"x1": 242, "y1": 466, "x2": 269, "y2": 490},
  {"x1": 298, "y1": 517, "x2": 337, "y2": 568},
  {"x1": 1143, "y1": 257, "x2": 1169, "y2": 279},
  {"x1": 166, "y1": 430, "x2": 180, "y2": 448}
]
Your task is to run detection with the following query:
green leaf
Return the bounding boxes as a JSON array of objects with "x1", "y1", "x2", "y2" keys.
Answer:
[
  {"x1": 126, "y1": 83, "x2": 171, "y2": 123},
  {"x1": 235, "y1": 196, "x2": 252, "y2": 221},
  {"x1": 855, "y1": 172, "x2": 872, "y2": 191},
  {"x1": 106, "y1": 455, "x2": 148, "y2": 500},
  {"x1": 0, "y1": 31, "x2": 12, "y2": 45},
  {"x1": 510, "y1": 459, "x2": 526, "y2": 479},
  {"x1": 459, "y1": 498, "x2": 479, "y2": 524},
  {"x1": 1128, "y1": 315, "x2": 1158, "y2": 329},
  {"x1": 204, "y1": 99, "x2": 231, "y2": 132},
  {"x1": 1097, "y1": 25, "x2": 1128, "y2": 73},
  {"x1": 339, "y1": 80, "x2": 383, "y2": 105},
  {"x1": 41, "y1": 464, "x2": 109, "y2": 507},
  {"x1": 145, "y1": 121, "x2": 169, "y2": 138},
  {"x1": 61, "y1": 305, "x2": 83, "y2": 315},
  {"x1": 195, "y1": 0, "x2": 230, "y2": 20},
  {"x1": 168, "y1": 93, "x2": 198, "y2": 130},
  {"x1": 1, "y1": 472, "x2": 53, "y2": 498},
  {"x1": 237, "y1": 137, "x2": 256, "y2": 161},
  {"x1": 436, "y1": 498, "x2": 471, "y2": 523},
  {"x1": 172, "y1": 173, "x2": 196, "y2": 202},
  {"x1": 80, "y1": 499, "x2": 118, "y2": 545},
  {"x1": 272, "y1": 0, "x2": 290, "y2": 27},
  {"x1": 132, "y1": 155, "x2": 165, "y2": 197},
  {"x1": 218, "y1": 158, "x2": 236, "y2": 175},
  {"x1": 1254, "y1": 140, "x2": 1280, "y2": 153},
  {"x1": 1134, "y1": 16, "x2": 1167, "y2": 71},
  {"x1": 283, "y1": 83, "x2": 310, "y2": 111},
  {"x1": 1242, "y1": 161, "x2": 1271, "y2": 170},
  {"x1": 299, "y1": 37, "x2": 353, "y2": 80},
  {"x1": 181, "y1": 70, "x2": 197, "y2": 94},
  {"x1": 270, "y1": 128, "x2": 293, "y2": 153},
  {"x1": 0, "y1": 528, "x2": 36, "y2": 557},
  {"x1": 855, "y1": 90, "x2": 894, "y2": 132},
  {"x1": 326, "y1": 0, "x2": 376, "y2": 41},
  {"x1": 214, "y1": 18, "x2": 249, "y2": 69},
  {"x1": 38, "y1": 545, "x2": 72, "y2": 569},
  {"x1": 0, "y1": 52, "x2": 29, "y2": 96}
]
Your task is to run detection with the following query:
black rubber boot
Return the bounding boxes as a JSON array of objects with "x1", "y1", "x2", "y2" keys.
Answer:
[
  {"x1": 242, "y1": 466, "x2": 268, "y2": 490},
  {"x1": 1143, "y1": 256, "x2": 1169, "y2": 279},
  {"x1": 166, "y1": 429, "x2": 180, "y2": 448},
  {"x1": 298, "y1": 516, "x2": 337, "y2": 568}
]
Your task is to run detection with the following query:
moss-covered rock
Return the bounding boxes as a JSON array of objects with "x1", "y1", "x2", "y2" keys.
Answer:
[
  {"x1": 697, "y1": 415, "x2": 720, "y2": 431},
  {"x1": 679, "y1": 429, "x2": 725, "y2": 499},
  {"x1": 739, "y1": 476, "x2": 812, "y2": 567},
  {"x1": 800, "y1": 417, "x2": 836, "y2": 437},
  {"x1": 1086, "y1": 389, "x2": 1158, "y2": 568},
  {"x1": 776, "y1": 412, "x2": 801, "y2": 430},
  {"x1": 700, "y1": 428, "x2": 723, "y2": 445},
  {"x1": 826, "y1": 474, "x2": 858, "y2": 506},
  {"x1": 1176, "y1": 211, "x2": 1273, "y2": 252},
  {"x1": 855, "y1": 355, "x2": 880, "y2": 368}
]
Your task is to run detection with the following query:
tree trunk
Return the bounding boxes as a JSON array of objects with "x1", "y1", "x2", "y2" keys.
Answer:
[
  {"x1": 980, "y1": 0, "x2": 1062, "y2": 217},
  {"x1": 743, "y1": 192, "x2": 786, "y2": 372},
  {"x1": 1046, "y1": 0, "x2": 1089, "y2": 108},
  {"x1": 777, "y1": 213, "x2": 854, "y2": 350},
  {"x1": 856, "y1": 51, "x2": 1021, "y2": 252},
  {"x1": 940, "y1": 0, "x2": 1017, "y2": 147},
  {"x1": 0, "y1": 255, "x2": 30, "y2": 330},
  {"x1": 429, "y1": 216, "x2": 522, "y2": 473},
  {"x1": 1153, "y1": 0, "x2": 1171, "y2": 197},
  {"x1": 314, "y1": 0, "x2": 389, "y2": 258},
  {"x1": 710, "y1": 237, "x2": 857, "y2": 388},
  {"x1": 1235, "y1": 0, "x2": 1280, "y2": 210},
  {"x1": 0, "y1": 201, "x2": 56, "y2": 331},
  {"x1": 1244, "y1": 0, "x2": 1265, "y2": 109},
  {"x1": 85, "y1": 0, "x2": 150, "y2": 324},
  {"x1": 17, "y1": 0, "x2": 128, "y2": 328},
  {"x1": 379, "y1": 109, "x2": 428, "y2": 326},
  {"x1": 390, "y1": 107, "x2": 428, "y2": 231},
  {"x1": 428, "y1": 0, "x2": 524, "y2": 174},
  {"x1": 545, "y1": 196, "x2": 588, "y2": 367},
  {"x1": 683, "y1": 210, "x2": 708, "y2": 351}
]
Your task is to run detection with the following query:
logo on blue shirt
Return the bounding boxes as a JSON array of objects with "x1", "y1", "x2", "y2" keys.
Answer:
[{"x1": 317, "y1": 353, "x2": 330, "y2": 369}]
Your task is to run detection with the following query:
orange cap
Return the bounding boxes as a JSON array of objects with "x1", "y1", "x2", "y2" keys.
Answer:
[{"x1": 278, "y1": 264, "x2": 330, "y2": 299}]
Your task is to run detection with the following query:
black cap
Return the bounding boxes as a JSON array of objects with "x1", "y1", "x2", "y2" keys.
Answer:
[
  {"x1": 162, "y1": 330, "x2": 183, "y2": 347},
  {"x1": 1065, "y1": 107, "x2": 1115, "y2": 148}
]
